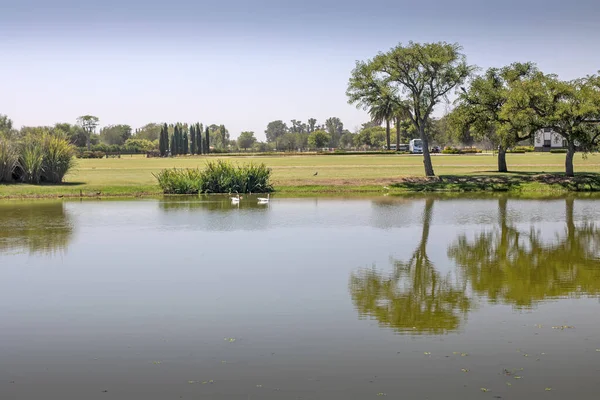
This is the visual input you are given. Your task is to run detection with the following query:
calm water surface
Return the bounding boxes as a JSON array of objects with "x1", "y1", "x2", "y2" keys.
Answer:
[{"x1": 1, "y1": 196, "x2": 600, "y2": 399}]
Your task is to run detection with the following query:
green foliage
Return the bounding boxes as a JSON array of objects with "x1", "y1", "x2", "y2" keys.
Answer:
[
  {"x1": 510, "y1": 146, "x2": 534, "y2": 153},
  {"x1": 154, "y1": 161, "x2": 273, "y2": 194},
  {"x1": 0, "y1": 136, "x2": 19, "y2": 182},
  {"x1": 77, "y1": 151, "x2": 105, "y2": 159},
  {"x1": 442, "y1": 147, "x2": 463, "y2": 154},
  {"x1": 348, "y1": 41, "x2": 476, "y2": 176},
  {"x1": 153, "y1": 168, "x2": 203, "y2": 194},
  {"x1": 124, "y1": 138, "x2": 156, "y2": 153},
  {"x1": 550, "y1": 149, "x2": 568, "y2": 153},
  {"x1": 461, "y1": 147, "x2": 482, "y2": 154},
  {"x1": 308, "y1": 130, "x2": 331, "y2": 149},
  {"x1": 265, "y1": 120, "x2": 288, "y2": 144},
  {"x1": 100, "y1": 124, "x2": 132, "y2": 145},
  {"x1": 238, "y1": 131, "x2": 257, "y2": 150},
  {"x1": 136, "y1": 123, "x2": 162, "y2": 141},
  {"x1": 19, "y1": 136, "x2": 45, "y2": 184},
  {"x1": 42, "y1": 134, "x2": 76, "y2": 183}
]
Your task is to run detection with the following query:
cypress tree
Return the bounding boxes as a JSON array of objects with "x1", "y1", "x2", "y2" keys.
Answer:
[
  {"x1": 205, "y1": 126, "x2": 210, "y2": 154},
  {"x1": 159, "y1": 125, "x2": 165, "y2": 156},
  {"x1": 183, "y1": 128, "x2": 189, "y2": 155},
  {"x1": 170, "y1": 130, "x2": 176, "y2": 156},
  {"x1": 190, "y1": 124, "x2": 196, "y2": 155},
  {"x1": 163, "y1": 123, "x2": 169, "y2": 156},
  {"x1": 197, "y1": 123, "x2": 203, "y2": 155}
]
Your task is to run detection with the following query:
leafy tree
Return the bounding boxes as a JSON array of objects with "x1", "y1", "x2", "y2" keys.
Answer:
[
  {"x1": 308, "y1": 130, "x2": 331, "y2": 149},
  {"x1": 348, "y1": 42, "x2": 475, "y2": 176},
  {"x1": 0, "y1": 114, "x2": 13, "y2": 134},
  {"x1": 514, "y1": 73, "x2": 600, "y2": 176},
  {"x1": 451, "y1": 62, "x2": 543, "y2": 172},
  {"x1": 218, "y1": 125, "x2": 229, "y2": 149},
  {"x1": 325, "y1": 117, "x2": 344, "y2": 147},
  {"x1": 99, "y1": 124, "x2": 132, "y2": 145},
  {"x1": 279, "y1": 132, "x2": 298, "y2": 151},
  {"x1": 355, "y1": 126, "x2": 386, "y2": 148},
  {"x1": 124, "y1": 138, "x2": 156, "y2": 153},
  {"x1": 136, "y1": 123, "x2": 162, "y2": 141},
  {"x1": 340, "y1": 131, "x2": 356, "y2": 149},
  {"x1": 265, "y1": 120, "x2": 288, "y2": 148},
  {"x1": 237, "y1": 131, "x2": 256, "y2": 150}
]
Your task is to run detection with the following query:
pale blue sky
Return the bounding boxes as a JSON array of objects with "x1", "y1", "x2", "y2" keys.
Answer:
[{"x1": 1, "y1": 0, "x2": 599, "y2": 140}]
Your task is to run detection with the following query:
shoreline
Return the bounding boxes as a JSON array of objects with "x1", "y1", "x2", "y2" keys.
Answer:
[{"x1": 3, "y1": 174, "x2": 600, "y2": 200}]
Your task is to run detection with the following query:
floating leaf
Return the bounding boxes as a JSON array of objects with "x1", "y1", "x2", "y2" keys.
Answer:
[
  {"x1": 514, "y1": 376, "x2": 522, "y2": 380},
  {"x1": 461, "y1": 369, "x2": 469, "y2": 373},
  {"x1": 202, "y1": 381, "x2": 208, "y2": 384},
  {"x1": 523, "y1": 354, "x2": 529, "y2": 357},
  {"x1": 453, "y1": 352, "x2": 460, "y2": 355},
  {"x1": 424, "y1": 352, "x2": 431, "y2": 355},
  {"x1": 506, "y1": 382, "x2": 512, "y2": 387},
  {"x1": 377, "y1": 393, "x2": 387, "y2": 397},
  {"x1": 152, "y1": 361, "x2": 161, "y2": 365},
  {"x1": 188, "y1": 381, "x2": 195, "y2": 384},
  {"x1": 480, "y1": 388, "x2": 490, "y2": 392},
  {"x1": 545, "y1": 388, "x2": 552, "y2": 391},
  {"x1": 535, "y1": 324, "x2": 543, "y2": 328},
  {"x1": 461, "y1": 353, "x2": 468, "y2": 357}
]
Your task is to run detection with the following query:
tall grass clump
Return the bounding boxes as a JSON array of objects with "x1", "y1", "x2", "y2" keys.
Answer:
[
  {"x1": 154, "y1": 160, "x2": 273, "y2": 194},
  {"x1": 19, "y1": 136, "x2": 45, "y2": 184},
  {"x1": 153, "y1": 168, "x2": 203, "y2": 194},
  {"x1": 0, "y1": 137, "x2": 19, "y2": 182},
  {"x1": 42, "y1": 134, "x2": 76, "y2": 183}
]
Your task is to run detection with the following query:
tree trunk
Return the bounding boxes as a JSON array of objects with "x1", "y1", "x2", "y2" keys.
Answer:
[
  {"x1": 497, "y1": 146, "x2": 508, "y2": 172},
  {"x1": 420, "y1": 127, "x2": 435, "y2": 176},
  {"x1": 385, "y1": 119, "x2": 391, "y2": 150},
  {"x1": 395, "y1": 117, "x2": 401, "y2": 151},
  {"x1": 565, "y1": 141, "x2": 575, "y2": 177}
]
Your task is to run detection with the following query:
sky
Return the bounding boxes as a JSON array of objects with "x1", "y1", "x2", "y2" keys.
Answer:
[{"x1": 1, "y1": 0, "x2": 599, "y2": 140}]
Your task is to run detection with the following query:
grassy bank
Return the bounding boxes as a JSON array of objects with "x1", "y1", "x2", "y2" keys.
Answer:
[{"x1": 2, "y1": 153, "x2": 600, "y2": 199}]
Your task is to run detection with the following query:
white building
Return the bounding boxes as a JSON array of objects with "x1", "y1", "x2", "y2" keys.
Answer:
[{"x1": 534, "y1": 128, "x2": 566, "y2": 151}]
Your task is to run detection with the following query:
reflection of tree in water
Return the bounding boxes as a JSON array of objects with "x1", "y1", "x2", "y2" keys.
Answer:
[
  {"x1": 448, "y1": 198, "x2": 600, "y2": 308},
  {"x1": 0, "y1": 201, "x2": 73, "y2": 255},
  {"x1": 350, "y1": 199, "x2": 472, "y2": 334}
]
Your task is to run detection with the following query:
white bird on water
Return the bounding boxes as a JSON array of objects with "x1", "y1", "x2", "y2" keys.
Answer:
[
  {"x1": 257, "y1": 193, "x2": 270, "y2": 203},
  {"x1": 230, "y1": 192, "x2": 241, "y2": 204}
]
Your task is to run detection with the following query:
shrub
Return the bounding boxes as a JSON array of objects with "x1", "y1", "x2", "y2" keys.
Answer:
[
  {"x1": 77, "y1": 151, "x2": 105, "y2": 159},
  {"x1": 461, "y1": 147, "x2": 482, "y2": 154},
  {"x1": 153, "y1": 168, "x2": 202, "y2": 194},
  {"x1": 154, "y1": 160, "x2": 274, "y2": 194},
  {"x1": 442, "y1": 147, "x2": 462, "y2": 154},
  {"x1": 42, "y1": 134, "x2": 76, "y2": 183},
  {"x1": 550, "y1": 149, "x2": 568, "y2": 153},
  {"x1": 512, "y1": 146, "x2": 534, "y2": 152},
  {"x1": 0, "y1": 137, "x2": 18, "y2": 182},
  {"x1": 19, "y1": 137, "x2": 45, "y2": 184}
]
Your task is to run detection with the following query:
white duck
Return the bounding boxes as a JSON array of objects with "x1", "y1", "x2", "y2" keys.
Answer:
[
  {"x1": 257, "y1": 193, "x2": 270, "y2": 204},
  {"x1": 230, "y1": 192, "x2": 241, "y2": 204}
]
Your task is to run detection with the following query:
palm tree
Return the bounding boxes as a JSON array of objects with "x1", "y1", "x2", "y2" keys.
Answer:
[{"x1": 368, "y1": 91, "x2": 396, "y2": 150}]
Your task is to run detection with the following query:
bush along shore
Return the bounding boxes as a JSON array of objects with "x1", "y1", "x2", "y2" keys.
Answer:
[
  {"x1": 154, "y1": 160, "x2": 274, "y2": 194},
  {"x1": 0, "y1": 132, "x2": 75, "y2": 184}
]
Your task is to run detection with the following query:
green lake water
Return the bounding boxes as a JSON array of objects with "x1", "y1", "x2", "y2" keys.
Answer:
[{"x1": 1, "y1": 196, "x2": 599, "y2": 399}]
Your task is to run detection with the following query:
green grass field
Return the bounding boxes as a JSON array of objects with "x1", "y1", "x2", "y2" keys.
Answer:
[{"x1": 2, "y1": 152, "x2": 600, "y2": 198}]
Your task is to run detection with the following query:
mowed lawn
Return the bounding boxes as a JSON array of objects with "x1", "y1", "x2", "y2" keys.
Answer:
[{"x1": 2, "y1": 152, "x2": 600, "y2": 197}]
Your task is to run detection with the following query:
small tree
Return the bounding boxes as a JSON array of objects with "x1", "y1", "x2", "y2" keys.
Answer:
[{"x1": 308, "y1": 130, "x2": 331, "y2": 149}]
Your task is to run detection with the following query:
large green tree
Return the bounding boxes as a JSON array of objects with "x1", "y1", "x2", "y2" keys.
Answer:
[
  {"x1": 325, "y1": 117, "x2": 344, "y2": 147},
  {"x1": 348, "y1": 42, "x2": 475, "y2": 176},
  {"x1": 451, "y1": 62, "x2": 543, "y2": 172},
  {"x1": 136, "y1": 123, "x2": 162, "y2": 141},
  {"x1": 196, "y1": 123, "x2": 203, "y2": 155},
  {"x1": 99, "y1": 124, "x2": 132, "y2": 145},
  {"x1": 514, "y1": 73, "x2": 600, "y2": 176},
  {"x1": 368, "y1": 89, "x2": 396, "y2": 150},
  {"x1": 76, "y1": 115, "x2": 100, "y2": 149},
  {"x1": 190, "y1": 124, "x2": 196, "y2": 155},
  {"x1": 308, "y1": 130, "x2": 331, "y2": 149},
  {"x1": 265, "y1": 120, "x2": 288, "y2": 148},
  {"x1": 237, "y1": 131, "x2": 256, "y2": 150}
]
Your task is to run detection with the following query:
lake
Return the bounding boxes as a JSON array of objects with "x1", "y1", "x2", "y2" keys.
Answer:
[{"x1": 1, "y1": 195, "x2": 600, "y2": 399}]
